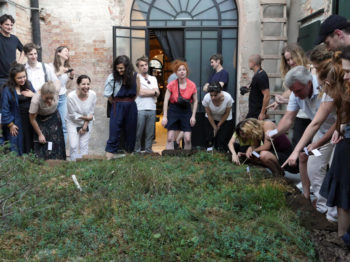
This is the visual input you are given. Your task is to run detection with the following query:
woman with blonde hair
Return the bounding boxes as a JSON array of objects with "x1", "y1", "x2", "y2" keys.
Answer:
[
  {"x1": 228, "y1": 118, "x2": 298, "y2": 176},
  {"x1": 268, "y1": 44, "x2": 311, "y2": 146},
  {"x1": 29, "y1": 81, "x2": 66, "y2": 160}
]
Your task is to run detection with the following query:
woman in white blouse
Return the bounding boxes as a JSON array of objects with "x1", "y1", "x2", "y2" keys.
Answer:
[
  {"x1": 202, "y1": 81, "x2": 234, "y2": 151},
  {"x1": 66, "y1": 75, "x2": 96, "y2": 160}
]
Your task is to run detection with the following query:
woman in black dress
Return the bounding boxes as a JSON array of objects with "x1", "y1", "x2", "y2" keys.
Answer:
[
  {"x1": 29, "y1": 81, "x2": 66, "y2": 160},
  {"x1": 1, "y1": 63, "x2": 35, "y2": 155},
  {"x1": 320, "y1": 47, "x2": 350, "y2": 249}
]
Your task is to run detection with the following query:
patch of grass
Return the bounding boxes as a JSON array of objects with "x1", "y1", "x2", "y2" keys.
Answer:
[{"x1": 0, "y1": 151, "x2": 316, "y2": 261}]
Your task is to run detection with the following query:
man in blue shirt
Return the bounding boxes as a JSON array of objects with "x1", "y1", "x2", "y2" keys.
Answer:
[
  {"x1": 203, "y1": 54, "x2": 229, "y2": 92},
  {"x1": 269, "y1": 66, "x2": 337, "y2": 222}
]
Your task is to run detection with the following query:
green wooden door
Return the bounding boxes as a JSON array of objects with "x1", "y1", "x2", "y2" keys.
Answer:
[{"x1": 337, "y1": 0, "x2": 350, "y2": 20}]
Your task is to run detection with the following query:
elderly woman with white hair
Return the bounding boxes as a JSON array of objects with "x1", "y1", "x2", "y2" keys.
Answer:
[{"x1": 29, "y1": 81, "x2": 66, "y2": 160}]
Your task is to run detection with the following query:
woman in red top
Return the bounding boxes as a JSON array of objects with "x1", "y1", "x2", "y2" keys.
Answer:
[{"x1": 162, "y1": 60, "x2": 198, "y2": 149}]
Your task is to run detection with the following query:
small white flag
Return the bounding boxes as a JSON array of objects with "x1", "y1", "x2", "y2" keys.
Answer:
[
  {"x1": 303, "y1": 147, "x2": 309, "y2": 156},
  {"x1": 207, "y1": 147, "x2": 213, "y2": 152},
  {"x1": 48, "y1": 141, "x2": 53, "y2": 151},
  {"x1": 72, "y1": 174, "x2": 82, "y2": 191},
  {"x1": 252, "y1": 151, "x2": 260, "y2": 158},
  {"x1": 312, "y1": 149, "x2": 322, "y2": 157},
  {"x1": 246, "y1": 166, "x2": 250, "y2": 173}
]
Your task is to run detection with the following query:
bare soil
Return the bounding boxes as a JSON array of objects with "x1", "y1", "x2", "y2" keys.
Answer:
[{"x1": 287, "y1": 186, "x2": 350, "y2": 261}]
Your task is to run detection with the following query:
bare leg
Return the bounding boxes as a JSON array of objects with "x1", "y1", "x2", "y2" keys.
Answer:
[
  {"x1": 258, "y1": 151, "x2": 283, "y2": 176},
  {"x1": 176, "y1": 131, "x2": 184, "y2": 145},
  {"x1": 299, "y1": 152, "x2": 310, "y2": 199},
  {"x1": 166, "y1": 130, "x2": 176, "y2": 150},
  {"x1": 338, "y1": 207, "x2": 350, "y2": 237},
  {"x1": 183, "y1": 131, "x2": 192, "y2": 150}
]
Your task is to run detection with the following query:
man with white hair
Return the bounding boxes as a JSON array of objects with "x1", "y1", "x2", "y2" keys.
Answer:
[{"x1": 268, "y1": 66, "x2": 337, "y2": 221}]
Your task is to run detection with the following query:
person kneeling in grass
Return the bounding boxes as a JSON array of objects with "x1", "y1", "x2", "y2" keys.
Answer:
[{"x1": 228, "y1": 118, "x2": 298, "y2": 176}]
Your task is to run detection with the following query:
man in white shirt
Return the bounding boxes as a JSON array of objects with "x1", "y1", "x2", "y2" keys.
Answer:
[
  {"x1": 268, "y1": 66, "x2": 337, "y2": 221},
  {"x1": 23, "y1": 43, "x2": 59, "y2": 92},
  {"x1": 134, "y1": 56, "x2": 160, "y2": 153}
]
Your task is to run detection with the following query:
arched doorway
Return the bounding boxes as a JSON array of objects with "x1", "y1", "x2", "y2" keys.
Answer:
[{"x1": 113, "y1": 0, "x2": 238, "y2": 149}]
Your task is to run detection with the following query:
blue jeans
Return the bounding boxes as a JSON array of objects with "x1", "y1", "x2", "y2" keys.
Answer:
[
  {"x1": 134, "y1": 110, "x2": 156, "y2": 152},
  {"x1": 57, "y1": 94, "x2": 67, "y2": 144}
]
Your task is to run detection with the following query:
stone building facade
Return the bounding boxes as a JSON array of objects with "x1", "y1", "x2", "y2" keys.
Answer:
[{"x1": 0, "y1": 0, "x2": 344, "y2": 154}]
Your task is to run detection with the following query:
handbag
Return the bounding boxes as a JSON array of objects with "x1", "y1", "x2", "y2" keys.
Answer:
[
  {"x1": 176, "y1": 79, "x2": 191, "y2": 109},
  {"x1": 106, "y1": 78, "x2": 117, "y2": 118}
]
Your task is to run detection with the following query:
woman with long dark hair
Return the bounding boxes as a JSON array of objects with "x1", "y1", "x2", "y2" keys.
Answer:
[
  {"x1": 52, "y1": 46, "x2": 74, "y2": 143},
  {"x1": 104, "y1": 55, "x2": 138, "y2": 159},
  {"x1": 1, "y1": 63, "x2": 35, "y2": 155}
]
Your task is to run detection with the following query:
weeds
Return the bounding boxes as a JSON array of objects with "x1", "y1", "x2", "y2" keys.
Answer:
[{"x1": 0, "y1": 151, "x2": 316, "y2": 261}]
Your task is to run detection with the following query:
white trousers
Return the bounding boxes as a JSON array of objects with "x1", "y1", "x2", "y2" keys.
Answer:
[
  {"x1": 307, "y1": 132, "x2": 337, "y2": 220},
  {"x1": 67, "y1": 121, "x2": 91, "y2": 161}
]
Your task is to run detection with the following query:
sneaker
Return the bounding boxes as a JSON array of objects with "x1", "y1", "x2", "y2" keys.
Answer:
[{"x1": 326, "y1": 212, "x2": 338, "y2": 223}]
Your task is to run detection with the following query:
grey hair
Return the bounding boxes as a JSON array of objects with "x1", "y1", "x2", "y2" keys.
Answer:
[
  {"x1": 284, "y1": 66, "x2": 312, "y2": 89},
  {"x1": 40, "y1": 81, "x2": 56, "y2": 95}
]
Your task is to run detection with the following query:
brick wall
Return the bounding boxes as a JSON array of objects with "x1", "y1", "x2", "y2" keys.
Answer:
[
  {"x1": 14, "y1": 0, "x2": 32, "y2": 45},
  {"x1": 39, "y1": 0, "x2": 133, "y2": 154}
]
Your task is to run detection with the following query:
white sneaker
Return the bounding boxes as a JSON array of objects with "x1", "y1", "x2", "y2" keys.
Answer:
[{"x1": 326, "y1": 212, "x2": 338, "y2": 223}]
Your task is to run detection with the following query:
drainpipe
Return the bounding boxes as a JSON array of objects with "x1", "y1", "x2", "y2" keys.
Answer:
[{"x1": 30, "y1": 0, "x2": 42, "y2": 60}]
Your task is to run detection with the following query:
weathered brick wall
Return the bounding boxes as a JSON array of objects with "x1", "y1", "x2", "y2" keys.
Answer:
[
  {"x1": 14, "y1": 0, "x2": 32, "y2": 45},
  {"x1": 39, "y1": 0, "x2": 133, "y2": 154}
]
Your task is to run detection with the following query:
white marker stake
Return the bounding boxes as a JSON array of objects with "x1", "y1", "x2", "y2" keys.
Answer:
[
  {"x1": 246, "y1": 166, "x2": 252, "y2": 181},
  {"x1": 207, "y1": 147, "x2": 213, "y2": 152},
  {"x1": 311, "y1": 149, "x2": 322, "y2": 157},
  {"x1": 48, "y1": 141, "x2": 53, "y2": 151},
  {"x1": 72, "y1": 175, "x2": 82, "y2": 191},
  {"x1": 242, "y1": 157, "x2": 249, "y2": 165},
  {"x1": 270, "y1": 139, "x2": 279, "y2": 160},
  {"x1": 252, "y1": 151, "x2": 260, "y2": 158},
  {"x1": 303, "y1": 147, "x2": 309, "y2": 156}
]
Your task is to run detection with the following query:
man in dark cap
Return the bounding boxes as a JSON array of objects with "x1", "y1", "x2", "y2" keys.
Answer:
[{"x1": 315, "y1": 14, "x2": 350, "y2": 51}]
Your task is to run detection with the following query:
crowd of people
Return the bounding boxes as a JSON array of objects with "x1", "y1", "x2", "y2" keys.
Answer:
[{"x1": 1, "y1": 12, "x2": 350, "y2": 249}]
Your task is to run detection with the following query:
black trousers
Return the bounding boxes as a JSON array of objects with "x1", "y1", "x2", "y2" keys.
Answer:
[
  {"x1": 205, "y1": 118, "x2": 234, "y2": 152},
  {"x1": 292, "y1": 117, "x2": 312, "y2": 147}
]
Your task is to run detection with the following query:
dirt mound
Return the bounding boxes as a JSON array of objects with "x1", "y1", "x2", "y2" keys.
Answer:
[{"x1": 287, "y1": 193, "x2": 350, "y2": 261}]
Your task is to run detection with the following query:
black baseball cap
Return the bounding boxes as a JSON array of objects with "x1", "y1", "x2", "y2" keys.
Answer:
[{"x1": 315, "y1": 15, "x2": 350, "y2": 45}]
